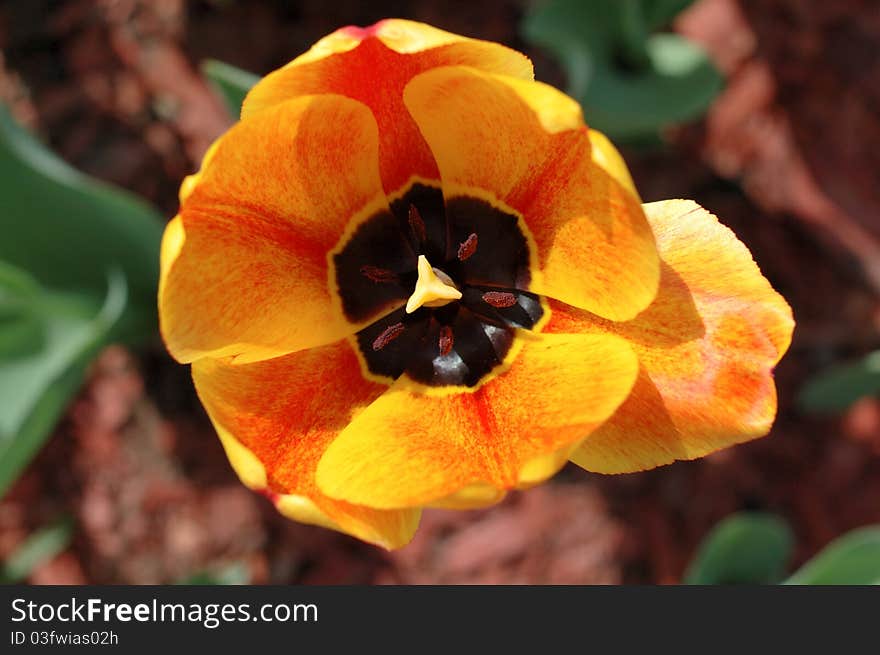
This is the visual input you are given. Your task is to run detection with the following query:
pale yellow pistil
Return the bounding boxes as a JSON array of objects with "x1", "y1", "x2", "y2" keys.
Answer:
[{"x1": 405, "y1": 255, "x2": 462, "y2": 314}]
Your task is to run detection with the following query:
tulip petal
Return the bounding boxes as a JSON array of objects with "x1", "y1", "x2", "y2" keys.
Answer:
[
  {"x1": 403, "y1": 66, "x2": 660, "y2": 321},
  {"x1": 428, "y1": 484, "x2": 507, "y2": 510},
  {"x1": 242, "y1": 19, "x2": 533, "y2": 193},
  {"x1": 160, "y1": 94, "x2": 391, "y2": 364},
  {"x1": 192, "y1": 340, "x2": 420, "y2": 549},
  {"x1": 588, "y1": 128, "x2": 639, "y2": 200},
  {"x1": 545, "y1": 200, "x2": 794, "y2": 472},
  {"x1": 315, "y1": 332, "x2": 638, "y2": 509}
]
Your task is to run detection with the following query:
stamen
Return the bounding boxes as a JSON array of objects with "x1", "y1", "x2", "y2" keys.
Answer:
[
  {"x1": 372, "y1": 322, "x2": 405, "y2": 351},
  {"x1": 482, "y1": 291, "x2": 518, "y2": 308},
  {"x1": 457, "y1": 233, "x2": 478, "y2": 261},
  {"x1": 360, "y1": 265, "x2": 398, "y2": 283},
  {"x1": 408, "y1": 204, "x2": 427, "y2": 243},
  {"x1": 438, "y1": 325, "x2": 454, "y2": 356}
]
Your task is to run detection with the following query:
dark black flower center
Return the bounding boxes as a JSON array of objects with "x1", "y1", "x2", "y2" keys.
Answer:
[{"x1": 333, "y1": 182, "x2": 544, "y2": 387}]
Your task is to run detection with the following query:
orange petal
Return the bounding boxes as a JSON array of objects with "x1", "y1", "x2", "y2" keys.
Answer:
[
  {"x1": 315, "y1": 332, "x2": 638, "y2": 509},
  {"x1": 403, "y1": 66, "x2": 659, "y2": 321},
  {"x1": 192, "y1": 340, "x2": 420, "y2": 549},
  {"x1": 160, "y1": 94, "x2": 390, "y2": 364},
  {"x1": 242, "y1": 19, "x2": 533, "y2": 193},
  {"x1": 546, "y1": 200, "x2": 794, "y2": 472}
]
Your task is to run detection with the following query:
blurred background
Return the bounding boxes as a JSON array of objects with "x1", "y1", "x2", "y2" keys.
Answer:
[{"x1": 1, "y1": 0, "x2": 879, "y2": 584}]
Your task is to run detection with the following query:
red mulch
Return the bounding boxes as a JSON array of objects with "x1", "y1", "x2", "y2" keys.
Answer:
[{"x1": 1, "y1": 0, "x2": 878, "y2": 584}]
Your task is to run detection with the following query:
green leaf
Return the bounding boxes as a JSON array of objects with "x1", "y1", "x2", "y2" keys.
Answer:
[
  {"x1": 0, "y1": 106, "x2": 162, "y2": 495},
  {"x1": 177, "y1": 562, "x2": 251, "y2": 585},
  {"x1": 0, "y1": 268, "x2": 127, "y2": 494},
  {"x1": 0, "y1": 517, "x2": 74, "y2": 583},
  {"x1": 522, "y1": 0, "x2": 722, "y2": 142},
  {"x1": 0, "y1": 262, "x2": 44, "y2": 359},
  {"x1": 0, "y1": 106, "x2": 162, "y2": 342},
  {"x1": 201, "y1": 59, "x2": 259, "y2": 117},
  {"x1": 785, "y1": 527, "x2": 880, "y2": 585},
  {"x1": 642, "y1": 0, "x2": 696, "y2": 29},
  {"x1": 684, "y1": 513, "x2": 794, "y2": 584},
  {"x1": 798, "y1": 351, "x2": 880, "y2": 414}
]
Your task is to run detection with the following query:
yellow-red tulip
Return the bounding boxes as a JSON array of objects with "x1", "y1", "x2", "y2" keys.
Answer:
[{"x1": 158, "y1": 20, "x2": 794, "y2": 548}]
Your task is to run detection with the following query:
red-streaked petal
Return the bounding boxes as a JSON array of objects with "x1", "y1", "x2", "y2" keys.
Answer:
[
  {"x1": 242, "y1": 19, "x2": 533, "y2": 193},
  {"x1": 192, "y1": 341, "x2": 420, "y2": 549},
  {"x1": 545, "y1": 200, "x2": 794, "y2": 472},
  {"x1": 403, "y1": 66, "x2": 659, "y2": 321},
  {"x1": 160, "y1": 94, "x2": 389, "y2": 364},
  {"x1": 315, "y1": 332, "x2": 638, "y2": 509}
]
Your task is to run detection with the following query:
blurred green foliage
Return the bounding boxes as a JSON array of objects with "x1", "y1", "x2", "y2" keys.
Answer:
[
  {"x1": 177, "y1": 562, "x2": 251, "y2": 585},
  {"x1": 202, "y1": 59, "x2": 259, "y2": 118},
  {"x1": 798, "y1": 350, "x2": 880, "y2": 414},
  {"x1": 687, "y1": 512, "x2": 880, "y2": 585},
  {"x1": 0, "y1": 107, "x2": 162, "y2": 495},
  {"x1": 785, "y1": 527, "x2": 880, "y2": 585},
  {"x1": 0, "y1": 516, "x2": 74, "y2": 583},
  {"x1": 684, "y1": 513, "x2": 794, "y2": 584},
  {"x1": 522, "y1": 0, "x2": 722, "y2": 142}
]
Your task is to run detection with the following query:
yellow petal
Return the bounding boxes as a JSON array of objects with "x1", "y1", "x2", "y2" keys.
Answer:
[
  {"x1": 316, "y1": 332, "x2": 638, "y2": 509},
  {"x1": 588, "y1": 128, "x2": 639, "y2": 201}
]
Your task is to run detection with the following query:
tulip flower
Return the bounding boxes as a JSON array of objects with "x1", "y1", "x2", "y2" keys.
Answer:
[{"x1": 159, "y1": 20, "x2": 793, "y2": 548}]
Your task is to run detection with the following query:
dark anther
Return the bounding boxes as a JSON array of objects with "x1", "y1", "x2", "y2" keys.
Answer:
[
  {"x1": 359, "y1": 265, "x2": 398, "y2": 283},
  {"x1": 438, "y1": 325, "x2": 454, "y2": 356},
  {"x1": 457, "y1": 233, "x2": 478, "y2": 261},
  {"x1": 482, "y1": 291, "x2": 518, "y2": 308},
  {"x1": 372, "y1": 322, "x2": 405, "y2": 351},
  {"x1": 408, "y1": 204, "x2": 427, "y2": 243}
]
